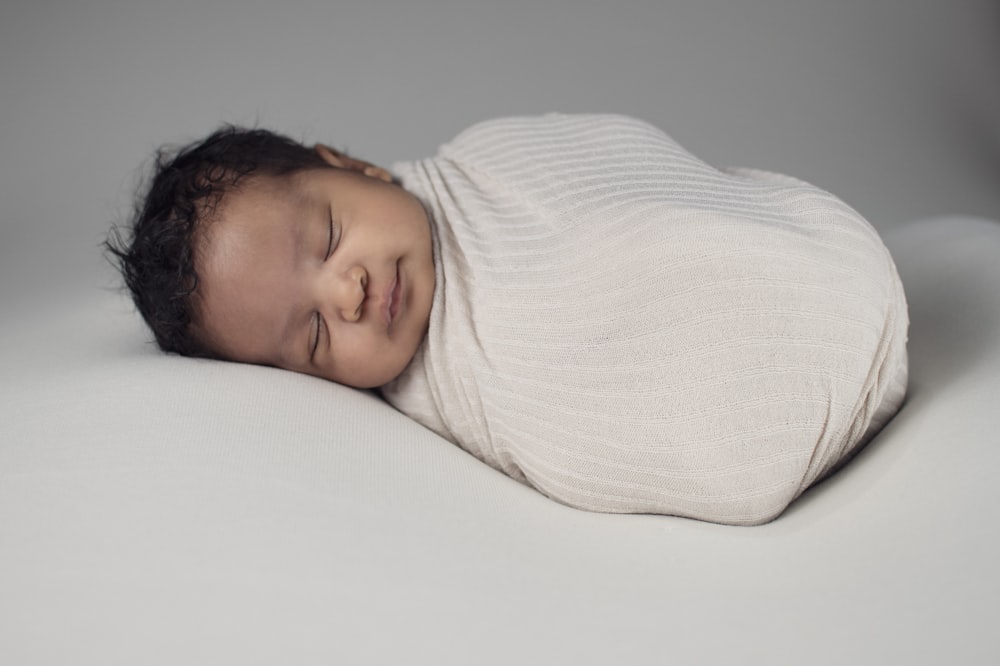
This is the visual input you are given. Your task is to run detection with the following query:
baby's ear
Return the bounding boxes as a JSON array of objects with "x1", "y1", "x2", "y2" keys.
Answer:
[{"x1": 314, "y1": 144, "x2": 392, "y2": 183}]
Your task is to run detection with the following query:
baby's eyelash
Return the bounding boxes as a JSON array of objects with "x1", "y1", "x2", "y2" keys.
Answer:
[
  {"x1": 325, "y1": 211, "x2": 335, "y2": 260},
  {"x1": 310, "y1": 313, "x2": 321, "y2": 360}
]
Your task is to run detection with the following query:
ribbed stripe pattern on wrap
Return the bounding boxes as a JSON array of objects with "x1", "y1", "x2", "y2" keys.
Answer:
[{"x1": 380, "y1": 113, "x2": 908, "y2": 525}]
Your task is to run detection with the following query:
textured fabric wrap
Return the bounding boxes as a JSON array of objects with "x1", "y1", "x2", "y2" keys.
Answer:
[{"x1": 380, "y1": 113, "x2": 908, "y2": 525}]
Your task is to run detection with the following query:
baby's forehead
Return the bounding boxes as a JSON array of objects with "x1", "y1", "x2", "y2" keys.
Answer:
[
  {"x1": 190, "y1": 173, "x2": 307, "y2": 361},
  {"x1": 193, "y1": 167, "x2": 339, "y2": 278},
  {"x1": 199, "y1": 172, "x2": 306, "y2": 239},
  {"x1": 226, "y1": 171, "x2": 305, "y2": 214},
  {"x1": 193, "y1": 177, "x2": 283, "y2": 266}
]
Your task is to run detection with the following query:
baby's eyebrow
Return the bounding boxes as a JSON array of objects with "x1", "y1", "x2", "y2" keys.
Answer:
[{"x1": 290, "y1": 213, "x2": 305, "y2": 274}]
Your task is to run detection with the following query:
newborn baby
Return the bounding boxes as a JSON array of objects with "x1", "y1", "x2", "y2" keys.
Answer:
[{"x1": 108, "y1": 113, "x2": 908, "y2": 525}]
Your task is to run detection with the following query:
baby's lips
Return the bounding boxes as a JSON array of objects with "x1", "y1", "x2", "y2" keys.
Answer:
[{"x1": 382, "y1": 264, "x2": 400, "y2": 328}]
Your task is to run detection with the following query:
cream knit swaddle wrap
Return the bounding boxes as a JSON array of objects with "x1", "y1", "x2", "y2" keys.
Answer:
[{"x1": 381, "y1": 113, "x2": 908, "y2": 525}]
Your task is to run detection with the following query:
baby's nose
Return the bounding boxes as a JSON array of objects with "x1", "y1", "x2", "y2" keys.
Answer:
[{"x1": 339, "y1": 266, "x2": 368, "y2": 322}]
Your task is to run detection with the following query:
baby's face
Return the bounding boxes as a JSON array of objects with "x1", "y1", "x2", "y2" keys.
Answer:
[{"x1": 193, "y1": 162, "x2": 435, "y2": 388}]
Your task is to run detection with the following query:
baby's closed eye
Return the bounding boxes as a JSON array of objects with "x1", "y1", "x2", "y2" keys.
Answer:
[
  {"x1": 324, "y1": 208, "x2": 338, "y2": 260},
  {"x1": 310, "y1": 313, "x2": 322, "y2": 360}
]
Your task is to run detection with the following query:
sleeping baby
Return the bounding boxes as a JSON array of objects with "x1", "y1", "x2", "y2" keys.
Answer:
[{"x1": 107, "y1": 113, "x2": 908, "y2": 525}]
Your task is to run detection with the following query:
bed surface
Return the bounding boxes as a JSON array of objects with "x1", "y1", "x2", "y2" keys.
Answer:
[{"x1": 2, "y1": 215, "x2": 998, "y2": 665}]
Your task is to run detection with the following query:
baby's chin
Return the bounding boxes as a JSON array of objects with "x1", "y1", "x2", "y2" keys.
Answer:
[{"x1": 319, "y1": 347, "x2": 422, "y2": 390}]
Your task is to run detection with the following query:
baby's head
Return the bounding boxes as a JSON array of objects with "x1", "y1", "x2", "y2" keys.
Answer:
[{"x1": 107, "y1": 126, "x2": 435, "y2": 389}]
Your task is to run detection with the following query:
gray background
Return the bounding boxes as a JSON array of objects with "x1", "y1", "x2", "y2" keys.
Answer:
[{"x1": 1, "y1": 0, "x2": 998, "y2": 315}]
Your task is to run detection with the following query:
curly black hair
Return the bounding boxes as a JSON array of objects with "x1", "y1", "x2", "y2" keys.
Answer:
[{"x1": 104, "y1": 126, "x2": 330, "y2": 358}]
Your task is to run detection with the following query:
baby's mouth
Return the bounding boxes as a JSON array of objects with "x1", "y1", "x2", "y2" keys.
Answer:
[{"x1": 383, "y1": 263, "x2": 401, "y2": 329}]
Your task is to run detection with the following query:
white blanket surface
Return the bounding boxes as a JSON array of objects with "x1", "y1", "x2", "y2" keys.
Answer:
[{"x1": 381, "y1": 113, "x2": 907, "y2": 525}]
